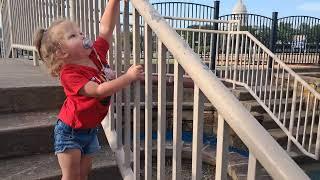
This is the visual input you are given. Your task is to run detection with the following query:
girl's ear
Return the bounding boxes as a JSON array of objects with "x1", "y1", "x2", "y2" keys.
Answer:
[{"x1": 55, "y1": 49, "x2": 69, "y2": 59}]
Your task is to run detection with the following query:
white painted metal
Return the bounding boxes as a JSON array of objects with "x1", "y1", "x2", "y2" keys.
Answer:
[
  {"x1": 215, "y1": 114, "x2": 230, "y2": 180},
  {"x1": 132, "y1": 8, "x2": 141, "y2": 180},
  {"x1": 115, "y1": 7, "x2": 123, "y2": 148},
  {"x1": 144, "y1": 23, "x2": 153, "y2": 180},
  {"x1": 247, "y1": 152, "x2": 257, "y2": 180},
  {"x1": 157, "y1": 41, "x2": 166, "y2": 180},
  {"x1": 192, "y1": 86, "x2": 204, "y2": 180},
  {"x1": 123, "y1": 0, "x2": 131, "y2": 167},
  {"x1": 130, "y1": 1, "x2": 309, "y2": 178},
  {"x1": 172, "y1": 60, "x2": 183, "y2": 180}
]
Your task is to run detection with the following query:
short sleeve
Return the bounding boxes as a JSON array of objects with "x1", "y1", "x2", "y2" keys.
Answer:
[
  {"x1": 93, "y1": 36, "x2": 110, "y2": 65},
  {"x1": 60, "y1": 69, "x2": 90, "y2": 96}
]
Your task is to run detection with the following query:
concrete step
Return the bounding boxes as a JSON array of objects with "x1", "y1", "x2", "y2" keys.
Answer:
[
  {"x1": 261, "y1": 111, "x2": 319, "y2": 130},
  {"x1": 0, "y1": 110, "x2": 58, "y2": 158},
  {"x1": 268, "y1": 126, "x2": 318, "y2": 146},
  {"x1": 232, "y1": 86, "x2": 294, "y2": 101},
  {"x1": 241, "y1": 98, "x2": 294, "y2": 114},
  {"x1": 0, "y1": 146, "x2": 121, "y2": 180},
  {"x1": 0, "y1": 110, "x2": 111, "y2": 159},
  {"x1": 0, "y1": 86, "x2": 65, "y2": 114},
  {"x1": 288, "y1": 144, "x2": 319, "y2": 165},
  {"x1": 0, "y1": 102, "x2": 216, "y2": 159}
]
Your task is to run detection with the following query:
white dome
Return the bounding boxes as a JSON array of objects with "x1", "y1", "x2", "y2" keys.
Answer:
[{"x1": 232, "y1": 0, "x2": 247, "y2": 14}]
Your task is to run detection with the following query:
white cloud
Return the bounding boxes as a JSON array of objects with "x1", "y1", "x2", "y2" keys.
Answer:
[{"x1": 298, "y1": 2, "x2": 320, "y2": 12}]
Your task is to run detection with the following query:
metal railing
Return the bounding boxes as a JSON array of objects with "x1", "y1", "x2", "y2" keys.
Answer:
[
  {"x1": 105, "y1": 0, "x2": 308, "y2": 179},
  {"x1": 173, "y1": 20, "x2": 320, "y2": 159},
  {"x1": 0, "y1": 0, "x2": 313, "y2": 179}
]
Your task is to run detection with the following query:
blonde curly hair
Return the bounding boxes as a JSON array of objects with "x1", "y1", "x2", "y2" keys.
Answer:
[{"x1": 33, "y1": 19, "x2": 75, "y2": 77}]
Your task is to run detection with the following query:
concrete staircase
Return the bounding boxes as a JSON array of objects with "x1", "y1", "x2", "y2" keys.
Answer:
[
  {"x1": 228, "y1": 83, "x2": 320, "y2": 180},
  {"x1": 1, "y1": 60, "x2": 319, "y2": 179},
  {"x1": 0, "y1": 60, "x2": 122, "y2": 180}
]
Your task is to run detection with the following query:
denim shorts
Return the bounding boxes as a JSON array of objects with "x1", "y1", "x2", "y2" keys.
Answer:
[{"x1": 53, "y1": 119, "x2": 101, "y2": 155}]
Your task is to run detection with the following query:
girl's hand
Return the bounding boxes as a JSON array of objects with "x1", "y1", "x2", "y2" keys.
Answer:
[{"x1": 126, "y1": 65, "x2": 144, "y2": 81}]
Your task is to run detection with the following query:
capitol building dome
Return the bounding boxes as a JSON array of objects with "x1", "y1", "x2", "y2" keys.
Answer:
[{"x1": 232, "y1": 0, "x2": 247, "y2": 14}]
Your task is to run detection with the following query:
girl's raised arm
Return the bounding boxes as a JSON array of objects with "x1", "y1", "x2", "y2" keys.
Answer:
[{"x1": 99, "y1": 0, "x2": 120, "y2": 44}]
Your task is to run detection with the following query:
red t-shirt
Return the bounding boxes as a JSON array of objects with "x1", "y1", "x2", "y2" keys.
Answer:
[{"x1": 58, "y1": 37, "x2": 111, "y2": 129}]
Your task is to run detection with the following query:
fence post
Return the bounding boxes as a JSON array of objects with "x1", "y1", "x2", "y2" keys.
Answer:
[
  {"x1": 69, "y1": 0, "x2": 76, "y2": 21},
  {"x1": 210, "y1": 0, "x2": 220, "y2": 71},
  {"x1": 269, "y1": 12, "x2": 278, "y2": 69}
]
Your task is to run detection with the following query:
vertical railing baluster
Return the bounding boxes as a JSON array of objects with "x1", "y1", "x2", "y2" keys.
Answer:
[
  {"x1": 84, "y1": 0, "x2": 88, "y2": 35},
  {"x1": 192, "y1": 86, "x2": 204, "y2": 180},
  {"x1": 94, "y1": 0, "x2": 99, "y2": 38},
  {"x1": 115, "y1": 5, "x2": 122, "y2": 148},
  {"x1": 144, "y1": 23, "x2": 153, "y2": 180},
  {"x1": 250, "y1": 44, "x2": 256, "y2": 90},
  {"x1": 173, "y1": 60, "x2": 183, "y2": 180},
  {"x1": 246, "y1": 40, "x2": 252, "y2": 85},
  {"x1": 296, "y1": 86, "x2": 304, "y2": 141},
  {"x1": 254, "y1": 46, "x2": 260, "y2": 94},
  {"x1": 243, "y1": 35, "x2": 248, "y2": 83},
  {"x1": 123, "y1": 0, "x2": 131, "y2": 166},
  {"x1": 308, "y1": 98, "x2": 317, "y2": 152},
  {"x1": 273, "y1": 63, "x2": 280, "y2": 114},
  {"x1": 278, "y1": 68, "x2": 285, "y2": 120},
  {"x1": 283, "y1": 74, "x2": 291, "y2": 127},
  {"x1": 79, "y1": 0, "x2": 84, "y2": 32},
  {"x1": 247, "y1": 152, "x2": 257, "y2": 180},
  {"x1": 157, "y1": 41, "x2": 167, "y2": 180},
  {"x1": 233, "y1": 23, "x2": 240, "y2": 89},
  {"x1": 268, "y1": 60, "x2": 275, "y2": 108},
  {"x1": 225, "y1": 24, "x2": 231, "y2": 79},
  {"x1": 133, "y1": 8, "x2": 141, "y2": 180},
  {"x1": 315, "y1": 111, "x2": 320, "y2": 159},
  {"x1": 287, "y1": 79, "x2": 298, "y2": 152},
  {"x1": 88, "y1": 0, "x2": 94, "y2": 40},
  {"x1": 215, "y1": 114, "x2": 230, "y2": 180},
  {"x1": 70, "y1": 0, "x2": 76, "y2": 21},
  {"x1": 302, "y1": 92, "x2": 310, "y2": 147}
]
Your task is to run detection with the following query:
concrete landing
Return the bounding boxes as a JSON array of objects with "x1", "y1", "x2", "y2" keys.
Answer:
[{"x1": 0, "y1": 59, "x2": 59, "y2": 88}]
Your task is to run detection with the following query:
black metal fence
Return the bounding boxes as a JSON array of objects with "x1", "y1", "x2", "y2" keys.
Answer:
[
  {"x1": 152, "y1": 1, "x2": 320, "y2": 65},
  {"x1": 152, "y1": 1, "x2": 220, "y2": 69},
  {"x1": 276, "y1": 16, "x2": 320, "y2": 63}
]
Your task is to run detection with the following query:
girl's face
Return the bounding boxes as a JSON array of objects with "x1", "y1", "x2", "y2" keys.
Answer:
[{"x1": 57, "y1": 22, "x2": 92, "y2": 61}]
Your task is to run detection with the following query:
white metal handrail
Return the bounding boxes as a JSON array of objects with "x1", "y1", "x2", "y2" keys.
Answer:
[
  {"x1": 124, "y1": 0, "x2": 308, "y2": 179},
  {"x1": 175, "y1": 25, "x2": 320, "y2": 160}
]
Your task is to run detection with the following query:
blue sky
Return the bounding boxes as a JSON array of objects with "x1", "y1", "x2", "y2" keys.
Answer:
[{"x1": 150, "y1": 0, "x2": 320, "y2": 18}]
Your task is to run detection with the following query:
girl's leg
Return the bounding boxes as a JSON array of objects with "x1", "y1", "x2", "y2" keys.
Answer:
[
  {"x1": 80, "y1": 155, "x2": 93, "y2": 180},
  {"x1": 57, "y1": 149, "x2": 82, "y2": 180}
]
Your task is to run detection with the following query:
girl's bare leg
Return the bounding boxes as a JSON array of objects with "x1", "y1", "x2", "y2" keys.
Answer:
[
  {"x1": 57, "y1": 149, "x2": 81, "y2": 180},
  {"x1": 80, "y1": 155, "x2": 93, "y2": 180}
]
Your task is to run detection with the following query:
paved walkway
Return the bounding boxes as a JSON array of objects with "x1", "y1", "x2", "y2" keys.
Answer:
[{"x1": 0, "y1": 58, "x2": 60, "y2": 88}]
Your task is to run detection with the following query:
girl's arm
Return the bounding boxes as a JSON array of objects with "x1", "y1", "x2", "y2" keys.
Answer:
[
  {"x1": 79, "y1": 65, "x2": 144, "y2": 98},
  {"x1": 99, "y1": 0, "x2": 120, "y2": 44}
]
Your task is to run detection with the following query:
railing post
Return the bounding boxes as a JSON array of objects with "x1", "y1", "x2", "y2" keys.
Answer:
[
  {"x1": 133, "y1": 7, "x2": 141, "y2": 180},
  {"x1": 215, "y1": 113, "x2": 230, "y2": 180},
  {"x1": 210, "y1": 0, "x2": 220, "y2": 71},
  {"x1": 33, "y1": 50, "x2": 39, "y2": 66},
  {"x1": 233, "y1": 22, "x2": 241, "y2": 89},
  {"x1": 69, "y1": 0, "x2": 76, "y2": 21},
  {"x1": 269, "y1": 12, "x2": 278, "y2": 70},
  {"x1": 247, "y1": 152, "x2": 257, "y2": 180},
  {"x1": 287, "y1": 78, "x2": 298, "y2": 152}
]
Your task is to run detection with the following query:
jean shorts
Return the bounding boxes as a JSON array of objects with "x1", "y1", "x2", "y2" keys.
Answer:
[{"x1": 54, "y1": 119, "x2": 101, "y2": 155}]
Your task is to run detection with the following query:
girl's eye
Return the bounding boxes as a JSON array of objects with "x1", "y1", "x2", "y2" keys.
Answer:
[{"x1": 69, "y1": 34, "x2": 76, "y2": 38}]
